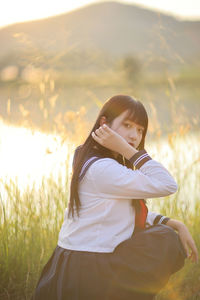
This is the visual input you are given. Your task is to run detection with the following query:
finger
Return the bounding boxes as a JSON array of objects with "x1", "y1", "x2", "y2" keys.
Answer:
[
  {"x1": 189, "y1": 251, "x2": 198, "y2": 263},
  {"x1": 95, "y1": 127, "x2": 110, "y2": 140},
  {"x1": 102, "y1": 124, "x2": 112, "y2": 133},
  {"x1": 189, "y1": 243, "x2": 199, "y2": 263},
  {"x1": 189, "y1": 239, "x2": 198, "y2": 253},
  {"x1": 95, "y1": 128, "x2": 104, "y2": 137},
  {"x1": 91, "y1": 132, "x2": 102, "y2": 144},
  {"x1": 191, "y1": 252, "x2": 198, "y2": 263},
  {"x1": 98, "y1": 126, "x2": 108, "y2": 136},
  {"x1": 183, "y1": 242, "x2": 190, "y2": 258},
  {"x1": 185, "y1": 238, "x2": 198, "y2": 263},
  {"x1": 194, "y1": 252, "x2": 198, "y2": 263}
]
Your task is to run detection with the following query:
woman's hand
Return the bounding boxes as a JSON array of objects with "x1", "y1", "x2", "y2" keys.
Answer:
[
  {"x1": 91, "y1": 124, "x2": 138, "y2": 159},
  {"x1": 166, "y1": 219, "x2": 198, "y2": 263}
]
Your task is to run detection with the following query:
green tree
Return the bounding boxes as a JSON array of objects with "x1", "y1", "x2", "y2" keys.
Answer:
[{"x1": 120, "y1": 55, "x2": 142, "y2": 83}]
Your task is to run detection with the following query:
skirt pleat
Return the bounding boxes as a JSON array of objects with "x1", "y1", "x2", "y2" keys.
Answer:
[
  {"x1": 32, "y1": 225, "x2": 186, "y2": 300},
  {"x1": 110, "y1": 225, "x2": 186, "y2": 298}
]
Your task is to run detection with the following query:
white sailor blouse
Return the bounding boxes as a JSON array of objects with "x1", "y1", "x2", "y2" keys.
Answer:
[{"x1": 58, "y1": 150, "x2": 177, "y2": 252}]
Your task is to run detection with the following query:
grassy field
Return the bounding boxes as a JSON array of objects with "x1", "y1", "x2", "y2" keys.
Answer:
[
  {"x1": 1, "y1": 8, "x2": 200, "y2": 298},
  {"x1": 0, "y1": 119, "x2": 200, "y2": 299},
  {"x1": 149, "y1": 132, "x2": 200, "y2": 300}
]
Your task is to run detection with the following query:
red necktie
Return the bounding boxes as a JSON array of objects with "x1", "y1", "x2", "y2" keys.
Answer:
[{"x1": 135, "y1": 200, "x2": 148, "y2": 229}]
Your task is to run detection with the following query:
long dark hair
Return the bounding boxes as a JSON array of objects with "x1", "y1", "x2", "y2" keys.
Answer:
[{"x1": 68, "y1": 95, "x2": 148, "y2": 217}]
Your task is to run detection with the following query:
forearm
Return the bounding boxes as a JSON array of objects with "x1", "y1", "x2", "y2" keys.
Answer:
[
  {"x1": 166, "y1": 218, "x2": 198, "y2": 262},
  {"x1": 120, "y1": 142, "x2": 138, "y2": 159},
  {"x1": 165, "y1": 219, "x2": 185, "y2": 231}
]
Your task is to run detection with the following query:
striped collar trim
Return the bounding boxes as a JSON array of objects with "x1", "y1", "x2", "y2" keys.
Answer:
[
  {"x1": 129, "y1": 150, "x2": 152, "y2": 169},
  {"x1": 79, "y1": 156, "x2": 99, "y2": 181}
]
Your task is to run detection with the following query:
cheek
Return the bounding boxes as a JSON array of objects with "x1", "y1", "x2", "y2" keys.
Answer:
[{"x1": 118, "y1": 128, "x2": 128, "y2": 138}]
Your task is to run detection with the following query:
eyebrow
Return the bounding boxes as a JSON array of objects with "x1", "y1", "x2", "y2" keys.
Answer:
[{"x1": 124, "y1": 119, "x2": 144, "y2": 128}]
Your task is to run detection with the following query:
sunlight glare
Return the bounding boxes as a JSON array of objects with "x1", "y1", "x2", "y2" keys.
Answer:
[
  {"x1": 1, "y1": 0, "x2": 200, "y2": 28},
  {"x1": 0, "y1": 120, "x2": 74, "y2": 190},
  {"x1": 0, "y1": 0, "x2": 93, "y2": 27}
]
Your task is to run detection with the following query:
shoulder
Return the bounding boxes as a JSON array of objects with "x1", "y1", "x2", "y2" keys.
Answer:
[
  {"x1": 88, "y1": 157, "x2": 129, "y2": 178},
  {"x1": 90, "y1": 157, "x2": 119, "y2": 169}
]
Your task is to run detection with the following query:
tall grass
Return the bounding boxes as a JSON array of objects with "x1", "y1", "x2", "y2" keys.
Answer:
[
  {"x1": 0, "y1": 126, "x2": 200, "y2": 300},
  {"x1": 0, "y1": 78, "x2": 200, "y2": 300},
  {"x1": 0, "y1": 174, "x2": 70, "y2": 299},
  {"x1": 1, "y1": 8, "x2": 200, "y2": 299},
  {"x1": 148, "y1": 132, "x2": 200, "y2": 300}
]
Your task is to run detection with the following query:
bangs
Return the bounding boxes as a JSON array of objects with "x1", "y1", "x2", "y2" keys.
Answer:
[{"x1": 125, "y1": 101, "x2": 148, "y2": 130}]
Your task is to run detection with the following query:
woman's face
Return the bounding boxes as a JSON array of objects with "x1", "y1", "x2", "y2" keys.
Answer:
[{"x1": 109, "y1": 110, "x2": 144, "y2": 150}]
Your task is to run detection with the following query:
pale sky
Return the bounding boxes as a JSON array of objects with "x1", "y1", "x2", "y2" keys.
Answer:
[{"x1": 1, "y1": 0, "x2": 200, "y2": 28}]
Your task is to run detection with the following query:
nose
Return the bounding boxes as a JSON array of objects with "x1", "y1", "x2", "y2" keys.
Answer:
[{"x1": 129, "y1": 128, "x2": 138, "y2": 140}]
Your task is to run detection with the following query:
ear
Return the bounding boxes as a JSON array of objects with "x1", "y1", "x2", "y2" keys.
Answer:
[{"x1": 99, "y1": 116, "x2": 107, "y2": 126}]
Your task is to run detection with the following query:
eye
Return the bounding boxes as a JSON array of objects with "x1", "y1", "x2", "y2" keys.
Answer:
[
  {"x1": 138, "y1": 128, "x2": 144, "y2": 134},
  {"x1": 123, "y1": 123, "x2": 131, "y2": 128}
]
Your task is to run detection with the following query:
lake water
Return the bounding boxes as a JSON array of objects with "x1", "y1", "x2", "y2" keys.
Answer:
[
  {"x1": 0, "y1": 120, "x2": 199, "y2": 213},
  {"x1": 0, "y1": 120, "x2": 74, "y2": 191}
]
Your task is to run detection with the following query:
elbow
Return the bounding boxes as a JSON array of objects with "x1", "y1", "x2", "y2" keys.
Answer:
[
  {"x1": 163, "y1": 180, "x2": 178, "y2": 196},
  {"x1": 148, "y1": 177, "x2": 178, "y2": 198},
  {"x1": 169, "y1": 181, "x2": 178, "y2": 194}
]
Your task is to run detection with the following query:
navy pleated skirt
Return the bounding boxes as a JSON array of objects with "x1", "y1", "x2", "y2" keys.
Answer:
[{"x1": 32, "y1": 225, "x2": 186, "y2": 300}]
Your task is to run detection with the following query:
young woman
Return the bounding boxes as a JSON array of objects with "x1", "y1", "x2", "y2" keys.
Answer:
[{"x1": 32, "y1": 95, "x2": 198, "y2": 300}]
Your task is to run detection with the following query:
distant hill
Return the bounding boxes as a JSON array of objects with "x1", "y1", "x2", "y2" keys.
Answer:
[{"x1": 0, "y1": 1, "x2": 200, "y2": 73}]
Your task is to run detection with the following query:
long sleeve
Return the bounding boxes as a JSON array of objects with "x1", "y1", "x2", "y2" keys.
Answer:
[
  {"x1": 146, "y1": 211, "x2": 170, "y2": 226},
  {"x1": 87, "y1": 152, "x2": 178, "y2": 200}
]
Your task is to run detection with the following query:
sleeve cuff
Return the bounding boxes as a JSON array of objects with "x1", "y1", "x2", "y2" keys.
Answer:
[
  {"x1": 153, "y1": 215, "x2": 170, "y2": 225},
  {"x1": 128, "y1": 149, "x2": 152, "y2": 169}
]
